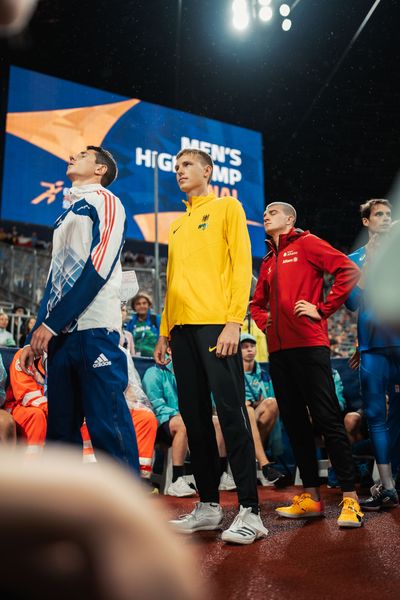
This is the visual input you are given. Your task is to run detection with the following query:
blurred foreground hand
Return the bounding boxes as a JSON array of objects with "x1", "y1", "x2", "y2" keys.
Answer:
[{"x1": 0, "y1": 445, "x2": 204, "y2": 600}]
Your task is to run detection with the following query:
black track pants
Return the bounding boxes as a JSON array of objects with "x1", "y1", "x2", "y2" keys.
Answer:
[
  {"x1": 269, "y1": 346, "x2": 356, "y2": 492},
  {"x1": 170, "y1": 325, "x2": 259, "y2": 510}
]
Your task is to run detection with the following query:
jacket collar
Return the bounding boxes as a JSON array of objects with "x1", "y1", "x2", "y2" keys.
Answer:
[
  {"x1": 265, "y1": 227, "x2": 308, "y2": 258},
  {"x1": 182, "y1": 192, "x2": 216, "y2": 212},
  {"x1": 63, "y1": 183, "x2": 104, "y2": 208}
]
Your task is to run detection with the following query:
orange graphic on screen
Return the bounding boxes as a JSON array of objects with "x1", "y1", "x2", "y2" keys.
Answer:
[
  {"x1": 31, "y1": 180, "x2": 64, "y2": 205},
  {"x1": 6, "y1": 98, "x2": 140, "y2": 161}
]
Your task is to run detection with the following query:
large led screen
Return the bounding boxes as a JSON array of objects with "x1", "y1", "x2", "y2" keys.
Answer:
[{"x1": 2, "y1": 66, "x2": 266, "y2": 256}]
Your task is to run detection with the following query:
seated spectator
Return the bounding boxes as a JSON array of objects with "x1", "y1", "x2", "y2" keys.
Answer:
[
  {"x1": 0, "y1": 227, "x2": 10, "y2": 243},
  {"x1": 120, "y1": 304, "x2": 135, "y2": 356},
  {"x1": 12, "y1": 304, "x2": 27, "y2": 346},
  {"x1": 5, "y1": 348, "x2": 47, "y2": 454},
  {"x1": 19, "y1": 314, "x2": 36, "y2": 348},
  {"x1": 6, "y1": 347, "x2": 157, "y2": 479},
  {"x1": 0, "y1": 311, "x2": 16, "y2": 346},
  {"x1": 242, "y1": 314, "x2": 268, "y2": 361},
  {"x1": 142, "y1": 359, "x2": 195, "y2": 497},
  {"x1": 143, "y1": 355, "x2": 235, "y2": 496},
  {"x1": 121, "y1": 347, "x2": 158, "y2": 482},
  {"x1": 125, "y1": 293, "x2": 161, "y2": 357},
  {"x1": 327, "y1": 368, "x2": 373, "y2": 489},
  {"x1": 240, "y1": 333, "x2": 286, "y2": 485},
  {"x1": 10, "y1": 225, "x2": 18, "y2": 245},
  {"x1": 0, "y1": 354, "x2": 16, "y2": 444}
]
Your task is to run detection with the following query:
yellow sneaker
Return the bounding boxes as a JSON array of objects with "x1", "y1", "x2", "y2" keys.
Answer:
[
  {"x1": 337, "y1": 497, "x2": 364, "y2": 528},
  {"x1": 275, "y1": 493, "x2": 324, "y2": 518}
]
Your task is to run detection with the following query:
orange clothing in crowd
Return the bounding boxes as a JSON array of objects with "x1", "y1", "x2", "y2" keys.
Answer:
[
  {"x1": 81, "y1": 409, "x2": 157, "y2": 478},
  {"x1": 7, "y1": 349, "x2": 158, "y2": 475},
  {"x1": 5, "y1": 349, "x2": 47, "y2": 453}
]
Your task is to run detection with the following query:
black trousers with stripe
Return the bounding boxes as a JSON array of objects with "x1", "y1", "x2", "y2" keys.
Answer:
[
  {"x1": 269, "y1": 346, "x2": 356, "y2": 492},
  {"x1": 170, "y1": 325, "x2": 259, "y2": 511}
]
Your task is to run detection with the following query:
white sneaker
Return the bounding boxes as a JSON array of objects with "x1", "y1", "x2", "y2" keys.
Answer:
[
  {"x1": 221, "y1": 506, "x2": 269, "y2": 545},
  {"x1": 169, "y1": 502, "x2": 223, "y2": 534},
  {"x1": 219, "y1": 471, "x2": 237, "y2": 491},
  {"x1": 167, "y1": 476, "x2": 197, "y2": 497}
]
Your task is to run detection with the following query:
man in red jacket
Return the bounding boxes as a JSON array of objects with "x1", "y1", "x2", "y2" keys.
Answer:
[{"x1": 251, "y1": 202, "x2": 364, "y2": 527}]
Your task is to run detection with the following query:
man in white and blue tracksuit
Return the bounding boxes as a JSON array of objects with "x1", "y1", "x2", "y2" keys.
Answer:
[{"x1": 21, "y1": 146, "x2": 139, "y2": 473}]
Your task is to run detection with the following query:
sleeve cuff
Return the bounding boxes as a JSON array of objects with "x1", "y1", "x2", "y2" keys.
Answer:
[{"x1": 42, "y1": 322, "x2": 57, "y2": 336}]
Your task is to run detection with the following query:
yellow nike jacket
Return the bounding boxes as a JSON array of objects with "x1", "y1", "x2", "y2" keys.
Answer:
[{"x1": 160, "y1": 193, "x2": 252, "y2": 337}]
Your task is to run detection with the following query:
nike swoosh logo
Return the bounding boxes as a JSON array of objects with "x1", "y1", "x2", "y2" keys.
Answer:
[{"x1": 208, "y1": 345, "x2": 217, "y2": 352}]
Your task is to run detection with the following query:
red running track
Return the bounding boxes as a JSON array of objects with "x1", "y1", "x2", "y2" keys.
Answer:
[{"x1": 157, "y1": 485, "x2": 400, "y2": 600}]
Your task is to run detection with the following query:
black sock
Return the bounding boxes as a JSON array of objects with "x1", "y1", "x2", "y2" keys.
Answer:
[
  {"x1": 172, "y1": 465, "x2": 184, "y2": 483},
  {"x1": 219, "y1": 456, "x2": 228, "y2": 476},
  {"x1": 261, "y1": 463, "x2": 270, "y2": 478}
]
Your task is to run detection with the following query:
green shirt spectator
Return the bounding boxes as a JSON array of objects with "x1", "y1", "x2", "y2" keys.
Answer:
[{"x1": 142, "y1": 362, "x2": 179, "y2": 426}]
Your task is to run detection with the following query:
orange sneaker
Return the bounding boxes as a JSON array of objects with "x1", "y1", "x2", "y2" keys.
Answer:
[{"x1": 276, "y1": 493, "x2": 324, "y2": 518}]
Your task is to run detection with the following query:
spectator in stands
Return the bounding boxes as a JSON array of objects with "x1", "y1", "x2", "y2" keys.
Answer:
[
  {"x1": 8, "y1": 345, "x2": 157, "y2": 477},
  {"x1": 251, "y1": 202, "x2": 364, "y2": 528},
  {"x1": 0, "y1": 354, "x2": 16, "y2": 444},
  {"x1": 6, "y1": 348, "x2": 48, "y2": 454},
  {"x1": 240, "y1": 333, "x2": 286, "y2": 485},
  {"x1": 323, "y1": 368, "x2": 373, "y2": 489},
  {"x1": 242, "y1": 314, "x2": 268, "y2": 361},
  {"x1": 142, "y1": 359, "x2": 196, "y2": 497},
  {"x1": 19, "y1": 315, "x2": 36, "y2": 348},
  {"x1": 0, "y1": 311, "x2": 16, "y2": 347},
  {"x1": 346, "y1": 198, "x2": 400, "y2": 509},
  {"x1": 120, "y1": 304, "x2": 135, "y2": 356},
  {"x1": 121, "y1": 347, "x2": 158, "y2": 482},
  {"x1": 126, "y1": 293, "x2": 161, "y2": 357},
  {"x1": 0, "y1": 227, "x2": 8, "y2": 242},
  {"x1": 10, "y1": 226, "x2": 18, "y2": 245},
  {"x1": 12, "y1": 304, "x2": 27, "y2": 346},
  {"x1": 143, "y1": 356, "x2": 235, "y2": 497}
]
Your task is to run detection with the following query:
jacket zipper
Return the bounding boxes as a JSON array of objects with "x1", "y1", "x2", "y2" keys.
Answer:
[{"x1": 274, "y1": 240, "x2": 283, "y2": 351}]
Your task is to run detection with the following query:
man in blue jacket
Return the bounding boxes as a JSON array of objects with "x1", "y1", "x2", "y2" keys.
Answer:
[{"x1": 346, "y1": 198, "x2": 400, "y2": 510}]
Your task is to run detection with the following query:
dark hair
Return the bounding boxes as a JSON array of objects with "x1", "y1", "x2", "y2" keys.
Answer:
[
  {"x1": 131, "y1": 293, "x2": 152, "y2": 310},
  {"x1": 87, "y1": 145, "x2": 118, "y2": 187},
  {"x1": 360, "y1": 198, "x2": 391, "y2": 220},
  {"x1": 175, "y1": 148, "x2": 214, "y2": 183}
]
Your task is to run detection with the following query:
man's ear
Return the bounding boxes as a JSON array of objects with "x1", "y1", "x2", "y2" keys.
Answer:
[
  {"x1": 362, "y1": 217, "x2": 369, "y2": 228},
  {"x1": 95, "y1": 164, "x2": 107, "y2": 178},
  {"x1": 204, "y1": 164, "x2": 212, "y2": 181}
]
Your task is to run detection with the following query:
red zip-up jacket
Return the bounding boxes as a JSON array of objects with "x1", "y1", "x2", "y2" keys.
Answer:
[{"x1": 250, "y1": 228, "x2": 360, "y2": 354}]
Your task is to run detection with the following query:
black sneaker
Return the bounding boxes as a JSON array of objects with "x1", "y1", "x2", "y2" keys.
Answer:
[
  {"x1": 263, "y1": 463, "x2": 286, "y2": 484},
  {"x1": 360, "y1": 484, "x2": 399, "y2": 511}
]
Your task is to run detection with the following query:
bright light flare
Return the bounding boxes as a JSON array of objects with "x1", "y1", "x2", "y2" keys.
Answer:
[
  {"x1": 259, "y1": 6, "x2": 273, "y2": 22},
  {"x1": 282, "y1": 18, "x2": 292, "y2": 31},
  {"x1": 232, "y1": 0, "x2": 250, "y2": 31},
  {"x1": 279, "y1": 3, "x2": 291, "y2": 17}
]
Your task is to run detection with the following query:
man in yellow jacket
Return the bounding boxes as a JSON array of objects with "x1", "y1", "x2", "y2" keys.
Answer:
[{"x1": 154, "y1": 148, "x2": 267, "y2": 545}]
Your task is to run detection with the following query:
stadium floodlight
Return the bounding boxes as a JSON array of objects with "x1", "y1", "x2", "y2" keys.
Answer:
[
  {"x1": 282, "y1": 17, "x2": 292, "y2": 31},
  {"x1": 258, "y1": 0, "x2": 271, "y2": 5},
  {"x1": 279, "y1": 3, "x2": 291, "y2": 17},
  {"x1": 259, "y1": 6, "x2": 273, "y2": 22},
  {"x1": 232, "y1": 0, "x2": 250, "y2": 31}
]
